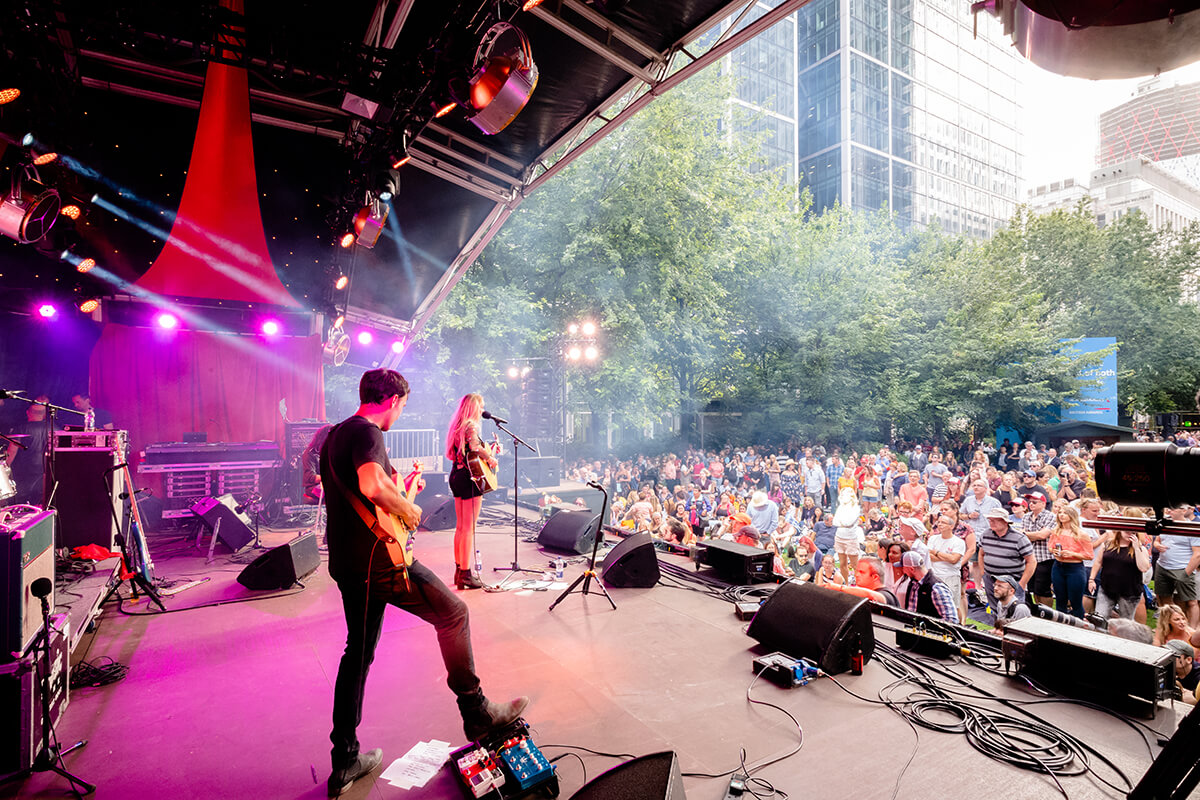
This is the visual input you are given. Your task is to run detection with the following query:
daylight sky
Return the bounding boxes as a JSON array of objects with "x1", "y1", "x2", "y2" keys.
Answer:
[{"x1": 1020, "y1": 60, "x2": 1200, "y2": 190}]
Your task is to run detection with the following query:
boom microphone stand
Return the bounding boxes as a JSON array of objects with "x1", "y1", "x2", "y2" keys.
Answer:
[
  {"x1": 549, "y1": 481, "x2": 615, "y2": 611},
  {"x1": 490, "y1": 416, "x2": 542, "y2": 589}
]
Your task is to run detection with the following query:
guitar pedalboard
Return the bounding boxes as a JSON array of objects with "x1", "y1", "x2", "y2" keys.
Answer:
[{"x1": 449, "y1": 718, "x2": 558, "y2": 799}]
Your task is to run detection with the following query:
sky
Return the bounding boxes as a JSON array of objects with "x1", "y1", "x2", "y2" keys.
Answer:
[{"x1": 1020, "y1": 60, "x2": 1200, "y2": 190}]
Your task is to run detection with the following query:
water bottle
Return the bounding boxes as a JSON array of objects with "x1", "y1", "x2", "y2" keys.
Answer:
[
  {"x1": 474, "y1": 549, "x2": 482, "y2": 574},
  {"x1": 84, "y1": 409, "x2": 95, "y2": 432},
  {"x1": 555, "y1": 557, "x2": 564, "y2": 580}
]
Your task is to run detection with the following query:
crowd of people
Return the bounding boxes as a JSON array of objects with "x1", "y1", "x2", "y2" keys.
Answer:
[{"x1": 565, "y1": 433, "x2": 1200, "y2": 704}]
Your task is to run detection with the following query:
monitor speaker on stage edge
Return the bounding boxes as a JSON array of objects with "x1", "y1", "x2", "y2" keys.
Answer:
[
  {"x1": 190, "y1": 494, "x2": 255, "y2": 552},
  {"x1": 537, "y1": 510, "x2": 600, "y2": 555},
  {"x1": 237, "y1": 533, "x2": 320, "y2": 590},
  {"x1": 569, "y1": 750, "x2": 687, "y2": 799},
  {"x1": 746, "y1": 581, "x2": 875, "y2": 676},
  {"x1": 601, "y1": 532, "x2": 660, "y2": 588}
]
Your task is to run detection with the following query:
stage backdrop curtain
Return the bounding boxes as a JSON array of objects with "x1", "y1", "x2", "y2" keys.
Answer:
[{"x1": 89, "y1": 324, "x2": 325, "y2": 463}]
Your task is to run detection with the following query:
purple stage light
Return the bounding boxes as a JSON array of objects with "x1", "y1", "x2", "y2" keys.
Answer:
[
  {"x1": 156, "y1": 312, "x2": 179, "y2": 330},
  {"x1": 357, "y1": 331, "x2": 373, "y2": 346},
  {"x1": 390, "y1": 340, "x2": 405, "y2": 354},
  {"x1": 261, "y1": 319, "x2": 280, "y2": 336},
  {"x1": 37, "y1": 304, "x2": 57, "y2": 318}
]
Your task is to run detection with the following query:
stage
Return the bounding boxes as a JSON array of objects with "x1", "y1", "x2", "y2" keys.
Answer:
[{"x1": 8, "y1": 505, "x2": 1191, "y2": 800}]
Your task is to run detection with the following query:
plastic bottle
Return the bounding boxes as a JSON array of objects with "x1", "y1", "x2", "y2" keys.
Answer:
[
  {"x1": 555, "y1": 557, "x2": 564, "y2": 580},
  {"x1": 475, "y1": 549, "x2": 482, "y2": 574},
  {"x1": 84, "y1": 409, "x2": 95, "y2": 432}
]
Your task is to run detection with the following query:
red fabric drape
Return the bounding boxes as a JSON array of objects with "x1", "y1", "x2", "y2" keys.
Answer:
[{"x1": 89, "y1": 325, "x2": 325, "y2": 459}]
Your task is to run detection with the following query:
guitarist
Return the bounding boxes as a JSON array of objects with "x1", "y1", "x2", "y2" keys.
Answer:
[
  {"x1": 446, "y1": 393, "x2": 498, "y2": 590},
  {"x1": 320, "y1": 370, "x2": 528, "y2": 797}
]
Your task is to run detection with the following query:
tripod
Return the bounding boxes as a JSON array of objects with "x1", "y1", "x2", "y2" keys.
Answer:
[
  {"x1": 491, "y1": 418, "x2": 542, "y2": 590},
  {"x1": 11, "y1": 578, "x2": 95, "y2": 796},
  {"x1": 549, "y1": 481, "x2": 615, "y2": 611}
]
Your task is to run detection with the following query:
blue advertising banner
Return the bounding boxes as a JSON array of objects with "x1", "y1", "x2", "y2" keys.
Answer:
[{"x1": 1062, "y1": 337, "x2": 1118, "y2": 426}]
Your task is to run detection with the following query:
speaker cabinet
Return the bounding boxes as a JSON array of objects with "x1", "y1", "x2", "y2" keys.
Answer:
[
  {"x1": 417, "y1": 494, "x2": 455, "y2": 531},
  {"x1": 601, "y1": 533, "x2": 660, "y2": 588},
  {"x1": 569, "y1": 751, "x2": 687, "y2": 799},
  {"x1": 537, "y1": 510, "x2": 600, "y2": 555},
  {"x1": 701, "y1": 539, "x2": 773, "y2": 584},
  {"x1": 0, "y1": 619, "x2": 68, "y2": 777},
  {"x1": 237, "y1": 532, "x2": 320, "y2": 590},
  {"x1": 54, "y1": 448, "x2": 122, "y2": 550},
  {"x1": 191, "y1": 494, "x2": 255, "y2": 552},
  {"x1": 746, "y1": 581, "x2": 875, "y2": 675},
  {"x1": 1, "y1": 510, "x2": 55, "y2": 660}
]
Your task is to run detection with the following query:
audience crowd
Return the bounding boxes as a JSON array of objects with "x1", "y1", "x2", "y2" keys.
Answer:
[{"x1": 561, "y1": 431, "x2": 1200, "y2": 704}]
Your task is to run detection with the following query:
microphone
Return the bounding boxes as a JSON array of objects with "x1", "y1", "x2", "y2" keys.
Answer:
[
  {"x1": 481, "y1": 410, "x2": 508, "y2": 424},
  {"x1": 0, "y1": 389, "x2": 25, "y2": 399},
  {"x1": 586, "y1": 480, "x2": 604, "y2": 490},
  {"x1": 104, "y1": 462, "x2": 129, "y2": 475},
  {"x1": 31, "y1": 577, "x2": 53, "y2": 599},
  {"x1": 119, "y1": 487, "x2": 149, "y2": 500}
]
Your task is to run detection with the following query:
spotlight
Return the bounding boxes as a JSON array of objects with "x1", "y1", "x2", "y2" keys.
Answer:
[
  {"x1": 353, "y1": 199, "x2": 389, "y2": 249},
  {"x1": 377, "y1": 169, "x2": 400, "y2": 202},
  {"x1": 60, "y1": 205, "x2": 81, "y2": 220},
  {"x1": 32, "y1": 151, "x2": 57, "y2": 166},
  {"x1": 433, "y1": 101, "x2": 457, "y2": 118},
  {"x1": 357, "y1": 330, "x2": 373, "y2": 346},
  {"x1": 390, "y1": 339, "x2": 405, "y2": 354},
  {"x1": 0, "y1": 178, "x2": 60, "y2": 243},
  {"x1": 261, "y1": 319, "x2": 281, "y2": 336},
  {"x1": 0, "y1": 88, "x2": 19, "y2": 105},
  {"x1": 333, "y1": 314, "x2": 345, "y2": 329},
  {"x1": 522, "y1": 0, "x2": 545, "y2": 9},
  {"x1": 568, "y1": 323, "x2": 579, "y2": 335},
  {"x1": 323, "y1": 327, "x2": 351, "y2": 367},
  {"x1": 78, "y1": 298, "x2": 100, "y2": 314},
  {"x1": 76, "y1": 257, "x2": 96, "y2": 274},
  {"x1": 156, "y1": 312, "x2": 179, "y2": 330},
  {"x1": 391, "y1": 154, "x2": 411, "y2": 169},
  {"x1": 507, "y1": 366, "x2": 520, "y2": 379},
  {"x1": 21, "y1": 133, "x2": 34, "y2": 147},
  {"x1": 584, "y1": 346, "x2": 598, "y2": 360},
  {"x1": 37, "y1": 303, "x2": 57, "y2": 318},
  {"x1": 567, "y1": 346, "x2": 581, "y2": 360},
  {"x1": 339, "y1": 233, "x2": 355, "y2": 249},
  {"x1": 581, "y1": 321, "x2": 596, "y2": 336},
  {"x1": 462, "y1": 23, "x2": 538, "y2": 135},
  {"x1": 334, "y1": 274, "x2": 349, "y2": 290}
]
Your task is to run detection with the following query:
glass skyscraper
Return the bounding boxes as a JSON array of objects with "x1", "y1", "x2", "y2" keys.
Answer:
[{"x1": 727, "y1": 0, "x2": 1024, "y2": 237}]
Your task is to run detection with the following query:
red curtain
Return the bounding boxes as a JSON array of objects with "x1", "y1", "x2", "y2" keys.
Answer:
[{"x1": 89, "y1": 324, "x2": 325, "y2": 461}]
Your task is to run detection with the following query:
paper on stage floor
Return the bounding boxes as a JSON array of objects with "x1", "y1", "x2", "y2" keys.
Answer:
[{"x1": 382, "y1": 739, "x2": 454, "y2": 789}]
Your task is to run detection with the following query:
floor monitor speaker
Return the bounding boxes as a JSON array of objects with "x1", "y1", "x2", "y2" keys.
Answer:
[
  {"x1": 190, "y1": 494, "x2": 255, "y2": 552},
  {"x1": 746, "y1": 580, "x2": 875, "y2": 675},
  {"x1": 417, "y1": 494, "x2": 455, "y2": 531},
  {"x1": 601, "y1": 533, "x2": 660, "y2": 588},
  {"x1": 237, "y1": 533, "x2": 320, "y2": 590},
  {"x1": 537, "y1": 510, "x2": 600, "y2": 555},
  {"x1": 569, "y1": 751, "x2": 686, "y2": 799}
]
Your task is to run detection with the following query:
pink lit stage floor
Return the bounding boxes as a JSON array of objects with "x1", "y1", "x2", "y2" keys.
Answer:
[{"x1": 10, "y1": 508, "x2": 1189, "y2": 799}]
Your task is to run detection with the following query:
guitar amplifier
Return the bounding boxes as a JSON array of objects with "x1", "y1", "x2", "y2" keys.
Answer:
[{"x1": 1, "y1": 509, "x2": 56, "y2": 661}]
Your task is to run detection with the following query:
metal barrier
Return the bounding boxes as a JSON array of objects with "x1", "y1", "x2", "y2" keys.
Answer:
[{"x1": 383, "y1": 428, "x2": 443, "y2": 473}]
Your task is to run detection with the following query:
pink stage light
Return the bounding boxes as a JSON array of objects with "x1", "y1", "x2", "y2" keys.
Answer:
[
  {"x1": 37, "y1": 304, "x2": 57, "y2": 318},
  {"x1": 261, "y1": 319, "x2": 281, "y2": 336},
  {"x1": 156, "y1": 312, "x2": 179, "y2": 330},
  {"x1": 357, "y1": 330, "x2": 373, "y2": 346},
  {"x1": 390, "y1": 340, "x2": 405, "y2": 354}
]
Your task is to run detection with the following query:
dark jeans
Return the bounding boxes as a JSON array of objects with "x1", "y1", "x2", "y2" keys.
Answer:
[
  {"x1": 1051, "y1": 560, "x2": 1086, "y2": 619},
  {"x1": 331, "y1": 560, "x2": 483, "y2": 770}
]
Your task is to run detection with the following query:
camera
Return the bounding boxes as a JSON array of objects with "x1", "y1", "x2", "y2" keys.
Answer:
[{"x1": 1093, "y1": 443, "x2": 1200, "y2": 511}]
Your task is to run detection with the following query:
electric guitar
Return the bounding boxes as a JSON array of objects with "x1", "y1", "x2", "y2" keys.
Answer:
[
  {"x1": 468, "y1": 434, "x2": 501, "y2": 494},
  {"x1": 374, "y1": 461, "x2": 425, "y2": 568}
]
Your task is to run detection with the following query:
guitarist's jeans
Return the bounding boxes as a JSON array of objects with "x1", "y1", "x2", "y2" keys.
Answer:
[{"x1": 330, "y1": 560, "x2": 484, "y2": 769}]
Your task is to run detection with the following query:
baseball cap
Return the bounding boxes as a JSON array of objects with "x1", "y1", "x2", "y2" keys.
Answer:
[
  {"x1": 900, "y1": 551, "x2": 925, "y2": 568},
  {"x1": 1009, "y1": 496, "x2": 1027, "y2": 508},
  {"x1": 1023, "y1": 469, "x2": 1037, "y2": 477},
  {"x1": 984, "y1": 507, "x2": 1010, "y2": 520},
  {"x1": 994, "y1": 574, "x2": 1020, "y2": 590},
  {"x1": 1166, "y1": 640, "x2": 1195, "y2": 659}
]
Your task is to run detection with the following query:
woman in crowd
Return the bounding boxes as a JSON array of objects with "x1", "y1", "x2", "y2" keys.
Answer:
[
  {"x1": 445, "y1": 393, "x2": 497, "y2": 590},
  {"x1": 1088, "y1": 522, "x2": 1151, "y2": 620},
  {"x1": 1154, "y1": 603, "x2": 1195, "y2": 648},
  {"x1": 1048, "y1": 505, "x2": 1092, "y2": 618},
  {"x1": 860, "y1": 465, "x2": 882, "y2": 518}
]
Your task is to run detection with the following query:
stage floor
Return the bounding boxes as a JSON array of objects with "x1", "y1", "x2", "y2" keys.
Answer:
[{"x1": 9, "y1": 506, "x2": 1190, "y2": 800}]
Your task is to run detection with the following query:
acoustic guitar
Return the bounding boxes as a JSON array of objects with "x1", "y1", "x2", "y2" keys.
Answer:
[
  {"x1": 468, "y1": 433, "x2": 501, "y2": 494},
  {"x1": 374, "y1": 461, "x2": 425, "y2": 568}
]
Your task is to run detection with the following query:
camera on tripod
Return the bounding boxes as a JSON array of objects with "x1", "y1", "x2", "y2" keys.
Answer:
[{"x1": 1094, "y1": 443, "x2": 1200, "y2": 513}]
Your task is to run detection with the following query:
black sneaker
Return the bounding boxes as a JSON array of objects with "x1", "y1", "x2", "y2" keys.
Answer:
[
  {"x1": 463, "y1": 696, "x2": 530, "y2": 741},
  {"x1": 328, "y1": 748, "x2": 382, "y2": 797}
]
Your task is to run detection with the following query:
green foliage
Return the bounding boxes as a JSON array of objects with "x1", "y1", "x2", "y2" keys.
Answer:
[{"x1": 404, "y1": 65, "x2": 1200, "y2": 448}]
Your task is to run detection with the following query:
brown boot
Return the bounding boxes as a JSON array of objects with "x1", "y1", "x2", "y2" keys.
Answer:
[{"x1": 463, "y1": 696, "x2": 530, "y2": 741}]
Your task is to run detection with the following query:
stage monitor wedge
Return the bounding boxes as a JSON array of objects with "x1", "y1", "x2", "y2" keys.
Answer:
[
  {"x1": 190, "y1": 494, "x2": 255, "y2": 552},
  {"x1": 237, "y1": 533, "x2": 320, "y2": 590},
  {"x1": 601, "y1": 533, "x2": 660, "y2": 588},
  {"x1": 746, "y1": 580, "x2": 875, "y2": 675},
  {"x1": 537, "y1": 510, "x2": 600, "y2": 555},
  {"x1": 569, "y1": 750, "x2": 686, "y2": 799}
]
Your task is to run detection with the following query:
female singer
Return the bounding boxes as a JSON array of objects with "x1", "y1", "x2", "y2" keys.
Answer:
[{"x1": 446, "y1": 393, "x2": 498, "y2": 590}]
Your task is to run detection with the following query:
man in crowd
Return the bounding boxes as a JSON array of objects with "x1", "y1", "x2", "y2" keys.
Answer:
[
  {"x1": 909, "y1": 444, "x2": 929, "y2": 474},
  {"x1": 748, "y1": 490, "x2": 779, "y2": 537},
  {"x1": 1153, "y1": 504, "x2": 1200, "y2": 627},
  {"x1": 898, "y1": 470, "x2": 928, "y2": 517},
  {"x1": 802, "y1": 455, "x2": 827, "y2": 509},
  {"x1": 71, "y1": 392, "x2": 115, "y2": 430},
  {"x1": 979, "y1": 507, "x2": 1036, "y2": 620},
  {"x1": 900, "y1": 551, "x2": 959, "y2": 623},
  {"x1": 1016, "y1": 468, "x2": 1051, "y2": 503},
  {"x1": 1022, "y1": 493, "x2": 1057, "y2": 608},
  {"x1": 825, "y1": 454, "x2": 845, "y2": 502},
  {"x1": 961, "y1": 479, "x2": 1002, "y2": 542},
  {"x1": 922, "y1": 451, "x2": 950, "y2": 503},
  {"x1": 991, "y1": 574, "x2": 1032, "y2": 632}
]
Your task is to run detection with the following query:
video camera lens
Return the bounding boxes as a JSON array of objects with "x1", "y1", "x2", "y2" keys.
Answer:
[{"x1": 1093, "y1": 443, "x2": 1200, "y2": 510}]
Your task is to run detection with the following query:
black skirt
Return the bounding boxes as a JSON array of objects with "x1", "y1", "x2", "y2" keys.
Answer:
[{"x1": 449, "y1": 462, "x2": 483, "y2": 499}]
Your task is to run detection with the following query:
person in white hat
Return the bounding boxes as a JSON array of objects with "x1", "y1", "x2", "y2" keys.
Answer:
[{"x1": 747, "y1": 490, "x2": 779, "y2": 538}]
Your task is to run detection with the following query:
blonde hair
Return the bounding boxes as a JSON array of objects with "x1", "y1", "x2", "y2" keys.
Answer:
[
  {"x1": 445, "y1": 393, "x2": 484, "y2": 460},
  {"x1": 1053, "y1": 505, "x2": 1086, "y2": 538}
]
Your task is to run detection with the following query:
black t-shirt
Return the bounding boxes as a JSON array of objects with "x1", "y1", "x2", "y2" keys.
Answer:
[
  {"x1": 320, "y1": 415, "x2": 395, "y2": 584},
  {"x1": 7, "y1": 420, "x2": 48, "y2": 482}
]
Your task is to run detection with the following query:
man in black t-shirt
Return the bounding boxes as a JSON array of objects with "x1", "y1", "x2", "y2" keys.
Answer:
[{"x1": 321, "y1": 369, "x2": 527, "y2": 797}]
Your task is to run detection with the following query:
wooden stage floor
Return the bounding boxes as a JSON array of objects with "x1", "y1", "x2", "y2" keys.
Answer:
[{"x1": 9, "y1": 505, "x2": 1191, "y2": 799}]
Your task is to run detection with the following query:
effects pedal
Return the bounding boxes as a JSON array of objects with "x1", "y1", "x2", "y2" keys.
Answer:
[
  {"x1": 456, "y1": 746, "x2": 506, "y2": 798},
  {"x1": 752, "y1": 652, "x2": 820, "y2": 688},
  {"x1": 448, "y1": 718, "x2": 559, "y2": 799},
  {"x1": 498, "y1": 734, "x2": 555, "y2": 791}
]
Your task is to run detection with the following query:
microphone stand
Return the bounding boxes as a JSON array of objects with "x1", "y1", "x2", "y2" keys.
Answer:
[
  {"x1": 549, "y1": 482, "x2": 615, "y2": 611},
  {"x1": 3, "y1": 393, "x2": 84, "y2": 510},
  {"x1": 490, "y1": 418, "x2": 542, "y2": 589}
]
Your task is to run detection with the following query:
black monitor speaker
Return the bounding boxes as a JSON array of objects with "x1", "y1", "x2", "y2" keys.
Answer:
[
  {"x1": 537, "y1": 510, "x2": 600, "y2": 555},
  {"x1": 569, "y1": 751, "x2": 686, "y2": 799},
  {"x1": 746, "y1": 581, "x2": 875, "y2": 675},
  {"x1": 601, "y1": 533, "x2": 660, "y2": 588},
  {"x1": 237, "y1": 532, "x2": 320, "y2": 590},
  {"x1": 190, "y1": 494, "x2": 255, "y2": 552}
]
